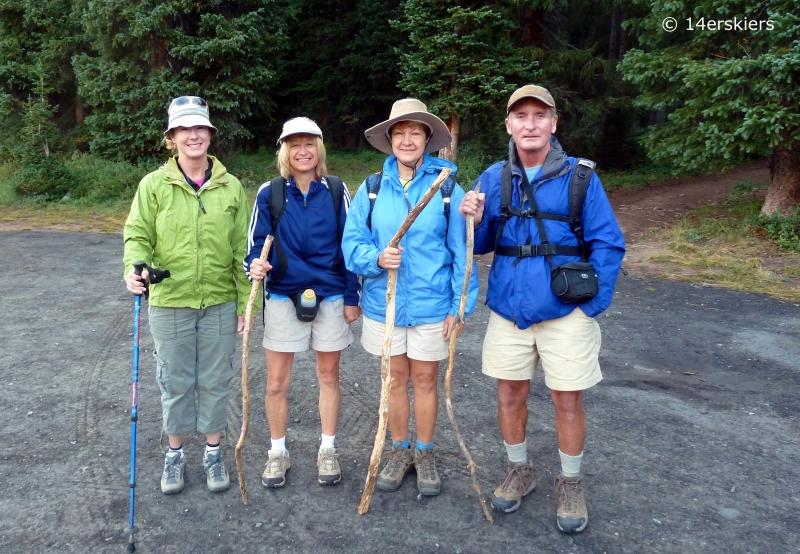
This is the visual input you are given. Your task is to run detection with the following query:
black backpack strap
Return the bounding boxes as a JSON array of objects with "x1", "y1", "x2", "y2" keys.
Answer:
[
  {"x1": 494, "y1": 161, "x2": 513, "y2": 252},
  {"x1": 568, "y1": 159, "x2": 596, "y2": 261},
  {"x1": 267, "y1": 176, "x2": 288, "y2": 285},
  {"x1": 366, "y1": 172, "x2": 382, "y2": 231},
  {"x1": 324, "y1": 176, "x2": 345, "y2": 237},
  {"x1": 440, "y1": 176, "x2": 457, "y2": 247}
]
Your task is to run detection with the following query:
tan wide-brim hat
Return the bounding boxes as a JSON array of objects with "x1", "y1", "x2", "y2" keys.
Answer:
[{"x1": 364, "y1": 98, "x2": 452, "y2": 154}]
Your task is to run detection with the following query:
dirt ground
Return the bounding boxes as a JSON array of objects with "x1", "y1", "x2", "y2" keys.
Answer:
[{"x1": 1, "y1": 221, "x2": 799, "y2": 553}]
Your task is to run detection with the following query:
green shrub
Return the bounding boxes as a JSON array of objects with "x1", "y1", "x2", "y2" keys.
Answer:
[
  {"x1": 760, "y1": 213, "x2": 800, "y2": 252},
  {"x1": 12, "y1": 155, "x2": 74, "y2": 199},
  {"x1": 67, "y1": 154, "x2": 157, "y2": 202}
]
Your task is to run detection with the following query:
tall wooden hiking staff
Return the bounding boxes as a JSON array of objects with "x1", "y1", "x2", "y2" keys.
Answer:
[
  {"x1": 443, "y1": 183, "x2": 494, "y2": 523},
  {"x1": 358, "y1": 168, "x2": 451, "y2": 515},
  {"x1": 235, "y1": 235, "x2": 274, "y2": 505}
]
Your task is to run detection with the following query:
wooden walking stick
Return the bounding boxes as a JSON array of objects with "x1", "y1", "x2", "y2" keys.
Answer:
[
  {"x1": 443, "y1": 184, "x2": 494, "y2": 523},
  {"x1": 235, "y1": 235, "x2": 274, "y2": 505},
  {"x1": 358, "y1": 168, "x2": 451, "y2": 515}
]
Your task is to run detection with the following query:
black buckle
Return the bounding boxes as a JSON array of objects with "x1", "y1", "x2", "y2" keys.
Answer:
[{"x1": 518, "y1": 245, "x2": 532, "y2": 257}]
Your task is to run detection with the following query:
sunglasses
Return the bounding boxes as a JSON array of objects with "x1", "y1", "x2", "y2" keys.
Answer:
[{"x1": 171, "y1": 96, "x2": 208, "y2": 108}]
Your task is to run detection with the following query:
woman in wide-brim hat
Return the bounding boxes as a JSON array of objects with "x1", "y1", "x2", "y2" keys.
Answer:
[
  {"x1": 246, "y1": 117, "x2": 362, "y2": 489},
  {"x1": 342, "y1": 98, "x2": 479, "y2": 498},
  {"x1": 123, "y1": 96, "x2": 254, "y2": 496}
]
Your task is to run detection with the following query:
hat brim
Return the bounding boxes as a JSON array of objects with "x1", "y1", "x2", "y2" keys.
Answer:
[
  {"x1": 364, "y1": 112, "x2": 452, "y2": 154},
  {"x1": 165, "y1": 114, "x2": 217, "y2": 135}
]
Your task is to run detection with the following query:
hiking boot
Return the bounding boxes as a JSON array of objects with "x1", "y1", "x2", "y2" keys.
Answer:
[
  {"x1": 317, "y1": 447, "x2": 342, "y2": 485},
  {"x1": 161, "y1": 451, "x2": 185, "y2": 495},
  {"x1": 413, "y1": 448, "x2": 441, "y2": 496},
  {"x1": 203, "y1": 450, "x2": 230, "y2": 493},
  {"x1": 554, "y1": 475, "x2": 588, "y2": 533},
  {"x1": 376, "y1": 446, "x2": 413, "y2": 492},
  {"x1": 491, "y1": 460, "x2": 536, "y2": 513},
  {"x1": 261, "y1": 449, "x2": 291, "y2": 488}
]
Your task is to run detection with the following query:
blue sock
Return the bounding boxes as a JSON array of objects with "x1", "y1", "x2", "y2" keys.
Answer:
[
  {"x1": 392, "y1": 439, "x2": 410, "y2": 449},
  {"x1": 416, "y1": 440, "x2": 434, "y2": 451}
]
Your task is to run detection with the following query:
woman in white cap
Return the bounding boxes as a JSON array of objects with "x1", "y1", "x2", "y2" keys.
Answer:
[
  {"x1": 123, "y1": 96, "x2": 254, "y2": 495},
  {"x1": 246, "y1": 117, "x2": 361, "y2": 488},
  {"x1": 341, "y1": 99, "x2": 479, "y2": 497}
]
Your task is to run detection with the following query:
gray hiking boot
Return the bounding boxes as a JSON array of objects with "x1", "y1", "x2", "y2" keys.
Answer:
[
  {"x1": 554, "y1": 475, "x2": 588, "y2": 533},
  {"x1": 161, "y1": 451, "x2": 185, "y2": 495},
  {"x1": 317, "y1": 447, "x2": 342, "y2": 485},
  {"x1": 262, "y1": 449, "x2": 291, "y2": 488},
  {"x1": 203, "y1": 449, "x2": 230, "y2": 493},
  {"x1": 413, "y1": 448, "x2": 441, "y2": 496},
  {"x1": 376, "y1": 446, "x2": 413, "y2": 492},
  {"x1": 491, "y1": 460, "x2": 536, "y2": 513}
]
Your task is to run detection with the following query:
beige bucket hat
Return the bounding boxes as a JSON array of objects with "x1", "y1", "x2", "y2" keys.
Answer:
[{"x1": 364, "y1": 98, "x2": 452, "y2": 154}]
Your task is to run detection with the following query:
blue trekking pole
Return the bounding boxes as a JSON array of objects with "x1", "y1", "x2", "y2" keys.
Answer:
[{"x1": 126, "y1": 261, "x2": 169, "y2": 553}]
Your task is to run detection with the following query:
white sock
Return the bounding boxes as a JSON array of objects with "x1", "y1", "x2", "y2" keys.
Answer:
[
  {"x1": 205, "y1": 443, "x2": 220, "y2": 455},
  {"x1": 271, "y1": 436, "x2": 287, "y2": 454},
  {"x1": 559, "y1": 450, "x2": 583, "y2": 478},
  {"x1": 320, "y1": 433, "x2": 335, "y2": 450},
  {"x1": 504, "y1": 439, "x2": 528, "y2": 464},
  {"x1": 167, "y1": 446, "x2": 183, "y2": 458}
]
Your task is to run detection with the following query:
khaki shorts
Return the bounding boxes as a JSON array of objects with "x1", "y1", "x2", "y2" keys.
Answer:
[
  {"x1": 482, "y1": 308, "x2": 602, "y2": 391},
  {"x1": 361, "y1": 316, "x2": 449, "y2": 361},
  {"x1": 263, "y1": 297, "x2": 353, "y2": 353}
]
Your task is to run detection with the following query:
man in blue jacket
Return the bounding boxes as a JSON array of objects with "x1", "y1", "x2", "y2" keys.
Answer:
[{"x1": 460, "y1": 85, "x2": 625, "y2": 532}]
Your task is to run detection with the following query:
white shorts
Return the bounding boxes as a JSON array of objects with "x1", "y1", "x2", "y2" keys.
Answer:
[
  {"x1": 360, "y1": 316, "x2": 449, "y2": 362},
  {"x1": 263, "y1": 297, "x2": 353, "y2": 353},
  {"x1": 482, "y1": 308, "x2": 602, "y2": 391}
]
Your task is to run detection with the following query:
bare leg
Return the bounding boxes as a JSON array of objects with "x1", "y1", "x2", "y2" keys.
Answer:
[
  {"x1": 388, "y1": 354, "x2": 411, "y2": 442},
  {"x1": 316, "y1": 350, "x2": 342, "y2": 436},
  {"x1": 551, "y1": 390, "x2": 586, "y2": 456},
  {"x1": 497, "y1": 379, "x2": 531, "y2": 445},
  {"x1": 265, "y1": 350, "x2": 295, "y2": 440},
  {"x1": 409, "y1": 359, "x2": 439, "y2": 443}
]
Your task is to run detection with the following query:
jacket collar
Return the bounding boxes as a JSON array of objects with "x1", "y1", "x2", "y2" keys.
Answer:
[
  {"x1": 508, "y1": 136, "x2": 569, "y2": 180},
  {"x1": 382, "y1": 153, "x2": 457, "y2": 187},
  {"x1": 164, "y1": 155, "x2": 229, "y2": 188}
]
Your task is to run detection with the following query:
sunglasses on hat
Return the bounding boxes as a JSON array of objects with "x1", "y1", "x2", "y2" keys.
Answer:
[{"x1": 170, "y1": 96, "x2": 208, "y2": 108}]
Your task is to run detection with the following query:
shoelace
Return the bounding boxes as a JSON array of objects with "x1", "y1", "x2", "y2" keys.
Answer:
[
  {"x1": 266, "y1": 455, "x2": 285, "y2": 474},
  {"x1": 499, "y1": 465, "x2": 529, "y2": 494},
  {"x1": 414, "y1": 451, "x2": 435, "y2": 479},
  {"x1": 164, "y1": 455, "x2": 182, "y2": 481},
  {"x1": 384, "y1": 449, "x2": 408, "y2": 473},
  {"x1": 557, "y1": 477, "x2": 582, "y2": 512},
  {"x1": 320, "y1": 452, "x2": 339, "y2": 470},
  {"x1": 205, "y1": 453, "x2": 224, "y2": 479}
]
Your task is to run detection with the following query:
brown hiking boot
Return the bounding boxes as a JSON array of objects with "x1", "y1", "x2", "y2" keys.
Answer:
[
  {"x1": 491, "y1": 460, "x2": 536, "y2": 513},
  {"x1": 413, "y1": 448, "x2": 441, "y2": 496},
  {"x1": 554, "y1": 475, "x2": 588, "y2": 533},
  {"x1": 376, "y1": 446, "x2": 413, "y2": 491},
  {"x1": 317, "y1": 447, "x2": 342, "y2": 485}
]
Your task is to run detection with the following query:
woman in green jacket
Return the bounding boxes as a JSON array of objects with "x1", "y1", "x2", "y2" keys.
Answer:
[{"x1": 123, "y1": 96, "x2": 254, "y2": 495}]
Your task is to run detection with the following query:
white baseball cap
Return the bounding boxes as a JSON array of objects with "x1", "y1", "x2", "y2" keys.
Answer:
[
  {"x1": 164, "y1": 96, "x2": 216, "y2": 135},
  {"x1": 277, "y1": 117, "x2": 323, "y2": 145}
]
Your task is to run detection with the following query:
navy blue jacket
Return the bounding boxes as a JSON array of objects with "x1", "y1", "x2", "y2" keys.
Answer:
[
  {"x1": 473, "y1": 138, "x2": 625, "y2": 328},
  {"x1": 245, "y1": 176, "x2": 360, "y2": 305}
]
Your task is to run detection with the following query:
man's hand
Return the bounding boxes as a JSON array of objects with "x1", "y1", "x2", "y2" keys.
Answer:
[
  {"x1": 442, "y1": 313, "x2": 463, "y2": 341},
  {"x1": 249, "y1": 258, "x2": 273, "y2": 281},
  {"x1": 126, "y1": 268, "x2": 149, "y2": 295},
  {"x1": 378, "y1": 245, "x2": 403, "y2": 270},
  {"x1": 344, "y1": 305, "x2": 362, "y2": 324},
  {"x1": 459, "y1": 191, "x2": 486, "y2": 226},
  {"x1": 237, "y1": 315, "x2": 255, "y2": 336}
]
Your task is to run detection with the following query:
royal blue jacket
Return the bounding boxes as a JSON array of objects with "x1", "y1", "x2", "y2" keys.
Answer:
[
  {"x1": 342, "y1": 154, "x2": 479, "y2": 326},
  {"x1": 473, "y1": 138, "x2": 625, "y2": 329},
  {"x1": 245, "y1": 176, "x2": 360, "y2": 305}
]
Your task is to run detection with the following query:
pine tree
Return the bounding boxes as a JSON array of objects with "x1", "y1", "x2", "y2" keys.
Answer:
[
  {"x1": 620, "y1": 0, "x2": 800, "y2": 214},
  {"x1": 72, "y1": 0, "x2": 289, "y2": 161}
]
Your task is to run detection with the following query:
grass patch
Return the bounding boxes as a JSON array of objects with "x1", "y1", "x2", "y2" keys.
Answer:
[
  {"x1": 646, "y1": 181, "x2": 800, "y2": 302},
  {"x1": 601, "y1": 165, "x2": 690, "y2": 193}
]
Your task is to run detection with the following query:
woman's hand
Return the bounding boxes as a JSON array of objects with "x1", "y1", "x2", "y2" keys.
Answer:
[
  {"x1": 238, "y1": 315, "x2": 255, "y2": 336},
  {"x1": 126, "y1": 268, "x2": 149, "y2": 295},
  {"x1": 249, "y1": 258, "x2": 273, "y2": 281},
  {"x1": 343, "y1": 305, "x2": 362, "y2": 324},
  {"x1": 377, "y1": 245, "x2": 403, "y2": 270},
  {"x1": 442, "y1": 314, "x2": 463, "y2": 341},
  {"x1": 459, "y1": 191, "x2": 486, "y2": 226}
]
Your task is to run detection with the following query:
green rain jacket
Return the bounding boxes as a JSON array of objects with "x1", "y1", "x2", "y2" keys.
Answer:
[{"x1": 123, "y1": 155, "x2": 257, "y2": 316}]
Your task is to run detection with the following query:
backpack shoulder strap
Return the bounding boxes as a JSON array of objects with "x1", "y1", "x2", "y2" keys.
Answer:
[
  {"x1": 494, "y1": 160, "x2": 513, "y2": 252},
  {"x1": 568, "y1": 158, "x2": 596, "y2": 260},
  {"x1": 366, "y1": 171, "x2": 382, "y2": 231},
  {"x1": 267, "y1": 176, "x2": 288, "y2": 284},
  {"x1": 440, "y1": 176, "x2": 457, "y2": 246},
  {"x1": 324, "y1": 175, "x2": 345, "y2": 235}
]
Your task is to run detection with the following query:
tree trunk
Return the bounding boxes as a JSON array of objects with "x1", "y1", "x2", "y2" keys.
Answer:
[
  {"x1": 609, "y1": 10, "x2": 621, "y2": 60},
  {"x1": 438, "y1": 113, "x2": 460, "y2": 162},
  {"x1": 75, "y1": 98, "x2": 84, "y2": 125},
  {"x1": 761, "y1": 143, "x2": 800, "y2": 216}
]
